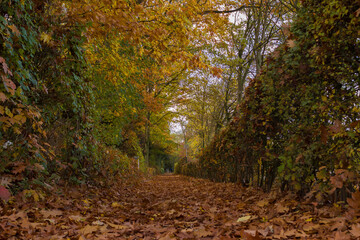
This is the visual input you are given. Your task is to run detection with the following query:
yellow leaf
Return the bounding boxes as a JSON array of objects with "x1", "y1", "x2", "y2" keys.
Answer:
[
  {"x1": 33, "y1": 191, "x2": 39, "y2": 201},
  {"x1": 5, "y1": 107, "x2": 13, "y2": 118},
  {"x1": 13, "y1": 127, "x2": 21, "y2": 134},
  {"x1": 40, "y1": 32, "x2": 52, "y2": 44},
  {"x1": 82, "y1": 199, "x2": 91, "y2": 206},
  {"x1": 23, "y1": 189, "x2": 43, "y2": 202},
  {"x1": 111, "y1": 202, "x2": 123, "y2": 208},
  {"x1": 237, "y1": 215, "x2": 251, "y2": 222},
  {"x1": 14, "y1": 114, "x2": 26, "y2": 124}
]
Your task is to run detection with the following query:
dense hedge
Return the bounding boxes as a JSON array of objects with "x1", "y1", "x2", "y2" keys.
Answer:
[
  {"x1": 0, "y1": 0, "x2": 100, "y2": 187},
  {"x1": 0, "y1": 0, "x2": 131, "y2": 190},
  {"x1": 178, "y1": 0, "x2": 360, "y2": 196}
]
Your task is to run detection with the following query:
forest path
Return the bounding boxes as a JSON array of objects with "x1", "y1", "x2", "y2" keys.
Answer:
[{"x1": 0, "y1": 174, "x2": 354, "y2": 239}]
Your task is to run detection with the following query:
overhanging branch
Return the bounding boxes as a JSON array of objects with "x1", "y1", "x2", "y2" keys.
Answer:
[{"x1": 202, "y1": 5, "x2": 259, "y2": 15}]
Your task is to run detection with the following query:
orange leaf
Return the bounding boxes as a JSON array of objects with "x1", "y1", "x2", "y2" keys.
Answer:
[
  {"x1": 2, "y1": 76, "x2": 16, "y2": 94},
  {"x1": 0, "y1": 92, "x2": 6, "y2": 102},
  {"x1": 9, "y1": 25, "x2": 20, "y2": 36},
  {"x1": 12, "y1": 164, "x2": 27, "y2": 174},
  {"x1": 286, "y1": 40, "x2": 296, "y2": 48}
]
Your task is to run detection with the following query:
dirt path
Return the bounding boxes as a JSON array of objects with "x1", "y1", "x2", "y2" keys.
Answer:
[{"x1": 0, "y1": 174, "x2": 357, "y2": 239}]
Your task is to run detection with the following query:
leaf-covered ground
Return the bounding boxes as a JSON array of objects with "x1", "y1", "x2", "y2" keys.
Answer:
[{"x1": 1, "y1": 175, "x2": 359, "y2": 239}]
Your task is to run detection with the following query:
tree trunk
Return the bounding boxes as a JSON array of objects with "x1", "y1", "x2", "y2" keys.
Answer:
[{"x1": 145, "y1": 111, "x2": 151, "y2": 167}]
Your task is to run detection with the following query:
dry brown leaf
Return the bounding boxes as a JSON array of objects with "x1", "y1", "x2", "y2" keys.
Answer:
[
  {"x1": 193, "y1": 228, "x2": 213, "y2": 238},
  {"x1": 356, "y1": 8, "x2": 360, "y2": 17},
  {"x1": 80, "y1": 225, "x2": 98, "y2": 236},
  {"x1": 350, "y1": 223, "x2": 360, "y2": 237},
  {"x1": 271, "y1": 217, "x2": 287, "y2": 226},
  {"x1": 69, "y1": 215, "x2": 86, "y2": 222},
  {"x1": 286, "y1": 40, "x2": 296, "y2": 48},
  {"x1": 331, "y1": 218, "x2": 347, "y2": 231},
  {"x1": 319, "y1": 218, "x2": 334, "y2": 225},
  {"x1": 302, "y1": 223, "x2": 321, "y2": 234},
  {"x1": 334, "y1": 231, "x2": 350, "y2": 240},
  {"x1": 282, "y1": 24, "x2": 291, "y2": 36},
  {"x1": 40, "y1": 209, "x2": 63, "y2": 218},
  {"x1": 347, "y1": 191, "x2": 360, "y2": 211},
  {"x1": 237, "y1": 202, "x2": 246, "y2": 209},
  {"x1": 295, "y1": 230, "x2": 308, "y2": 238},
  {"x1": 258, "y1": 225, "x2": 273, "y2": 237},
  {"x1": 284, "y1": 229, "x2": 297, "y2": 237},
  {"x1": 92, "y1": 220, "x2": 105, "y2": 226},
  {"x1": 241, "y1": 230, "x2": 263, "y2": 240},
  {"x1": 256, "y1": 200, "x2": 269, "y2": 207},
  {"x1": 106, "y1": 222, "x2": 127, "y2": 230},
  {"x1": 29, "y1": 222, "x2": 44, "y2": 229},
  {"x1": 159, "y1": 233, "x2": 175, "y2": 240},
  {"x1": 0, "y1": 176, "x2": 12, "y2": 187},
  {"x1": 0, "y1": 92, "x2": 6, "y2": 102},
  {"x1": 5, "y1": 211, "x2": 27, "y2": 221},
  {"x1": 276, "y1": 203, "x2": 289, "y2": 214}
]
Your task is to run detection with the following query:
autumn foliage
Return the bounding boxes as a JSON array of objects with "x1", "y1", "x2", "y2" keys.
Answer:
[
  {"x1": 3, "y1": 175, "x2": 360, "y2": 239},
  {"x1": 0, "y1": 0, "x2": 236, "y2": 198},
  {"x1": 2, "y1": 0, "x2": 360, "y2": 238},
  {"x1": 179, "y1": 0, "x2": 360, "y2": 199}
]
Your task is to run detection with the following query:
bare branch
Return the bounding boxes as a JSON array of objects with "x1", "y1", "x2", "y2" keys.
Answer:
[{"x1": 202, "y1": 5, "x2": 259, "y2": 15}]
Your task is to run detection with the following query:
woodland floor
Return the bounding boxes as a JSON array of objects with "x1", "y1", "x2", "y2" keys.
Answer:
[{"x1": 1, "y1": 174, "x2": 360, "y2": 239}]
